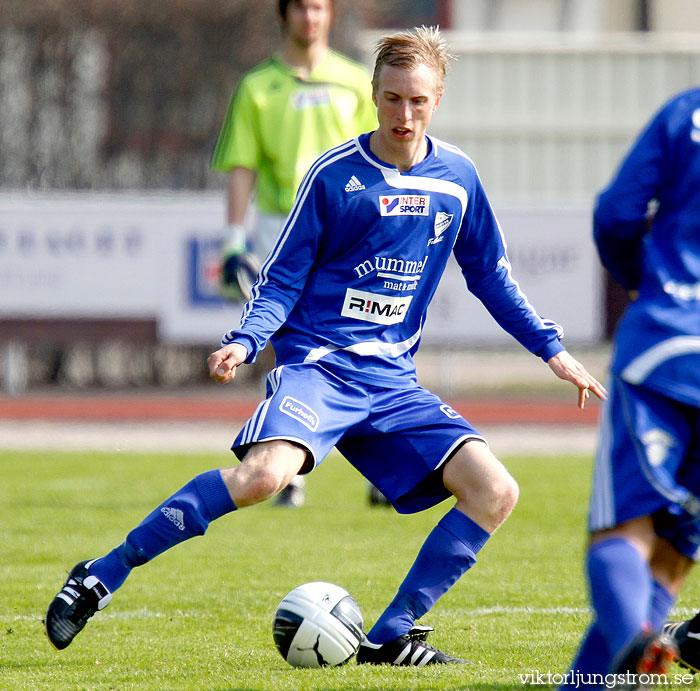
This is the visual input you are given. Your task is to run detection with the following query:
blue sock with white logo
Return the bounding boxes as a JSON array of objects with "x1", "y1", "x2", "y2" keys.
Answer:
[
  {"x1": 89, "y1": 470, "x2": 236, "y2": 593},
  {"x1": 367, "y1": 508, "x2": 489, "y2": 645},
  {"x1": 649, "y1": 580, "x2": 674, "y2": 629},
  {"x1": 586, "y1": 538, "x2": 653, "y2": 664}
]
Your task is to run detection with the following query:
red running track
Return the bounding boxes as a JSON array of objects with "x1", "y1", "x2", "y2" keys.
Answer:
[{"x1": 0, "y1": 393, "x2": 600, "y2": 426}]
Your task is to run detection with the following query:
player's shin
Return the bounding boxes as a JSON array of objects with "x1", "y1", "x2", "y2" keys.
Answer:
[
  {"x1": 367, "y1": 508, "x2": 490, "y2": 644},
  {"x1": 650, "y1": 580, "x2": 675, "y2": 628},
  {"x1": 560, "y1": 623, "x2": 610, "y2": 687},
  {"x1": 89, "y1": 470, "x2": 236, "y2": 592},
  {"x1": 586, "y1": 538, "x2": 653, "y2": 660}
]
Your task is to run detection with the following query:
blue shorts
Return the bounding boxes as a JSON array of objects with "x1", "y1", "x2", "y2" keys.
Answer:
[
  {"x1": 589, "y1": 374, "x2": 700, "y2": 560},
  {"x1": 232, "y1": 363, "x2": 484, "y2": 514}
]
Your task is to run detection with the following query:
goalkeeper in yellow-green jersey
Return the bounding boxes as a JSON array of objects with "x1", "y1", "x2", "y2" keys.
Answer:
[
  {"x1": 211, "y1": 0, "x2": 376, "y2": 302},
  {"x1": 211, "y1": 0, "x2": 377, "y2": 508}
]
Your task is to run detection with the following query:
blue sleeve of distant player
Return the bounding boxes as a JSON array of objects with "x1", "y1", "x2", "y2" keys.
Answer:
[
  {"x1": 453, "y1": 177, "x2": 564, "y2": 361},
  {"x1": 220, "y1": 176, "x2": 325, "y2": 361},
  {"x1": 593, "y1": 106, "x2": 666, "y2": 289}
]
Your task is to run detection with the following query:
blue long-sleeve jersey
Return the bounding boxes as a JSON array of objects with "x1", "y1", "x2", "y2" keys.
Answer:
[
  {"x1": 594, "y1": 86, "x2": 700, "y2": 405},
  {"x1": 222, "y1": 133, "x2": 564, "y2": 388}
]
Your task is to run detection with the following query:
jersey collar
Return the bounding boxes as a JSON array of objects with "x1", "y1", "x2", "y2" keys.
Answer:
[
  {"x1": 271, "y1": 51, "x2": 333, "y2": 82},
  {"x1": 356, "y1": 132, "x2": 437, "y2": 173}
]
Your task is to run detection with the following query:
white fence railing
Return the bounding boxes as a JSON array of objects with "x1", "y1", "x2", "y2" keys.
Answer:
[{"x1": 363, "y1": 32, "x2": 700, "y2": 204}]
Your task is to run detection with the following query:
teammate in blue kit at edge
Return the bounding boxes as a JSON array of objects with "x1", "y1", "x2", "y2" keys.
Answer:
[
  {"x1": 45, "y1": 26, "x2": 605, "y2": 665},
  {"x1": 561, "y1": 86, "x2": 700, "y2": 685}
]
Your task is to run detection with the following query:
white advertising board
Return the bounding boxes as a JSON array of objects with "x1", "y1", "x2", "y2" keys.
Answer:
[
  {"x1": 423, "y1": 207, "x2": 602, "y2": 344},
  {"x1": 0, "y1": 194, "x2": 602, "y2": 345}
]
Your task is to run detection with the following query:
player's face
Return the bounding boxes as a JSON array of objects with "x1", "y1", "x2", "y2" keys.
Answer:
[
  {"x1": 373, "y1": 63, "x2": 442, "y2": 162},
  {"x1": 285, "y1": 0, "x2": 332, "y2": 48}
]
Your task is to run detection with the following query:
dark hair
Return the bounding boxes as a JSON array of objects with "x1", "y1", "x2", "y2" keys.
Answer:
[{"x1": 278, "y1": 0, "x2": 333, "y2": 21}]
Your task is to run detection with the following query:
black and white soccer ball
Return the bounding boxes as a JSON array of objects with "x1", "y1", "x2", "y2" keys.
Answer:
[{"x1": 272, "y1": 582, "x2": 364, "y2": 667}]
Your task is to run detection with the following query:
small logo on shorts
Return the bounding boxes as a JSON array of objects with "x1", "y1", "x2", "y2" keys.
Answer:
[
  {"x1": 280, "y1": 396, "x2": 319, "y2": 431},
  {"x1": 440, "y1": 404, "x2": 461, "y2": 419},
  {"x1": 641, "y1": 428, "x2": 674, "y2": 467}
]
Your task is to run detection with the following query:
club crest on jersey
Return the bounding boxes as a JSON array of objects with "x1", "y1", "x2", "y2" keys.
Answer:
[
  {"x1": 429, "y1": 212, "x2": 453, "y2": 245},
  {"x1": 341, "y1": 288, "x2": 413, "y2": 324},
  {"x1": 379, "y1": 195, "x2": 430, "y2": 216}
]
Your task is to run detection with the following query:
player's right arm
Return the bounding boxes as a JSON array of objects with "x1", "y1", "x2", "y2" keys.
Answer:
[
  {"x1": 593, "y1": 105, "x2": 667, "y2": 290},
  {"x1": 226, "y1": 167, "x2": 257, "y2": 226},
  {"x1": 207, "y1": 342, "x2": 249, "y2": 384},
  {"x1": 220, "y1": 166, "x2": 257, "y2": 266},
  {"x1": 220, "y1": 165, "x2": 327, "y2": 362},
  {"x1": 212, "y1": 77, "x2": 263, "y2": 300},
  {"x1": 219, "y1": 167, "x2": 259, "y2": 302}
]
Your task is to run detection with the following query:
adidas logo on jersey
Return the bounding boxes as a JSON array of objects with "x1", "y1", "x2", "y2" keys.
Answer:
[
  {"x1": 344, "y1": 175, "x2": 365, "y2": 192},
  {"x1": 161, "y1": 506, "x2": 185, "y2": 531}
]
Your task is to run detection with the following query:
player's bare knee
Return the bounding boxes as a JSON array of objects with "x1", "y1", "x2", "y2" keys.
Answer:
[
  {"x1": 494, "y1": 473, "x2": 519, "y2": 523},
  {"x1": 477, "y1": 470, "x2": 518, "y2": 529},
  {"x1": 238, "y1": 466, "x2": 286, "y2": 505},
  {"x1": 223, "y1": 460, "x2": 288, "y2": 506}
]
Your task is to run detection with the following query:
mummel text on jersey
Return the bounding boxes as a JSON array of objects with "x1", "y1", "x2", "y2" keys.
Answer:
[{"x1": 222, "y1": 133, "x2": 564, "y2": 387}]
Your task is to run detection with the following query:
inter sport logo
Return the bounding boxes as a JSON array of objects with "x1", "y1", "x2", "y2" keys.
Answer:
[
  {"x1": 341, "y1": 288, "x2": 413, "y2": 325},
  {"x1": 379, "y1": 195, "x2": 430, "y2": 216}
]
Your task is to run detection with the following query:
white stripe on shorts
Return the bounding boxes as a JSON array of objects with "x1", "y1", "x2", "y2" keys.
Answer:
[
  {"x1": 241, "y1": 366, "x2": 284, "y2": 445},
  {"x1": 588, "y1": 393, "x2": 615, "y2": 531}
]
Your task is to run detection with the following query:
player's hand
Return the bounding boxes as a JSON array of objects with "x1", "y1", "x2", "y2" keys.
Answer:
[
  {"x1": 220, "y1": 249, "x2": 261, "y2": 303},
  {"x1": 547, "y1": 351, "x2": 607, "y2": 409},
  {"x1": 218, "y1": 223, "x2": 261, "y2": 303},
  {"x1": 207, "y1": 343, "x2": 249, "y2": 384}
]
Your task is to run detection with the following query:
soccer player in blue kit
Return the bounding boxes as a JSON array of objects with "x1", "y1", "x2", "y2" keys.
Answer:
[
  {"x1": 45, "y1": 26, "x2": 604, "y2": 664},
  {"x1": 562, "y1": 86, "x2": 700, "y2": 685}
]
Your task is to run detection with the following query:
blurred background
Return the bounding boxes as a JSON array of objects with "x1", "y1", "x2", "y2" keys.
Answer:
[{"x1": 2, "y1": 0, "x2": 700, "y2": 397}]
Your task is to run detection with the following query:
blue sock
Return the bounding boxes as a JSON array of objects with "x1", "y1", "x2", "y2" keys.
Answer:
[
  {"x1": 90, "y1": 470, "x2": 236, "y2": 593},
  {"x1": 586, "y1": 538, "x2": 652, "y2": 664},
  {"x1": 649, "y1": 580, "x2": 674, "y2": 629},
  {"x1": 561, "y1": 623, "x2": 609, "y2": 689},
  {"x1": 367, "y1": 508, "x2": 489, "y2": 645}
]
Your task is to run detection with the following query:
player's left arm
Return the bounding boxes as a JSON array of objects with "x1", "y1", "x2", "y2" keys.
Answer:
[
  {"x1": 454, "y1": 175, "x2": 561, "y2": 359},
  {"x1": 547, "y1": 350, "x2": 607, "y2": 409},
  {"x1": 454, "y1": 169, "x2": 606, "y2": 407}
]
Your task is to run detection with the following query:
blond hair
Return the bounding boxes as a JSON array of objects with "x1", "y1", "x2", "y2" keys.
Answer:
[{"x1": 371, "y1": 25, "x2": 452, "y2": 97}]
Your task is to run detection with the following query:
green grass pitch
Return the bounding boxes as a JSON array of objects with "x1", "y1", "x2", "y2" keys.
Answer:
[{"x1": 2, "y1": 448, "x2": 698, "y2": 690}]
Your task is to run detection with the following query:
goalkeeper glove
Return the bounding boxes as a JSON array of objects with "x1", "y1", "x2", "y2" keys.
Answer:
[{"x1": 219, "y1": 224, "x2": 261, "y2": 303}]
